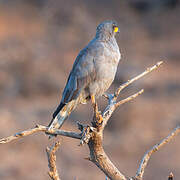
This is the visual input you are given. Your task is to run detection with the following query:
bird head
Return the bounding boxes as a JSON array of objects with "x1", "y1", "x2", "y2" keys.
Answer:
[{"x1": 96, "y1": 20, "x2": 119, "y2": 40}]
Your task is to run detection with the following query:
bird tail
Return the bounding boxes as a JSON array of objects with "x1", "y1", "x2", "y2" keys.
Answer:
[{"x1": 47, "y1": 101, "x2": 76, "y2": 139}]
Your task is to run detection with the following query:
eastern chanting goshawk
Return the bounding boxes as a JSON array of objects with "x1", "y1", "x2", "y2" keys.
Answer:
[{"x1": 48, "y1": 20, "x2": 121, "y2": 135}]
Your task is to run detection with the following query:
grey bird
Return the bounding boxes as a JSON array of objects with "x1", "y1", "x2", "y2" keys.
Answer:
[{"x1": 48, "y1": 20, "x2": 121, "y2": 135}]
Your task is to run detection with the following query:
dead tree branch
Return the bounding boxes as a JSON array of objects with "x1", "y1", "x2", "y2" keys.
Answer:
[
  {"x1": 46, "y1": 141, "x2": 61, "y2": 180},
  {"x1": 114, "y1": 61, "x2": 163, "y2": 97},
  {"x1": 135, "y1": 126, "x2": 180, "y2": 180},
  {"x1": 0, "y1": 125, "x2": 81, "y2": 144}
]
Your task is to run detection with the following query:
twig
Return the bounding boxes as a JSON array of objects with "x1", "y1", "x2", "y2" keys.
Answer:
[
  {"x1": 115, "y1": 89, "x2": 144, "y2": 108},
  {"x1": 0, "y1": 125, "x2": 81, "y2": 144},
  {"x1": 114, "y1": 61, "x2": 163, "y2": 98},
  {"x1": 46, "y1": 141, "x2": 61, "y2": 180},
  {"x1": 135, "y1": 126, "x2": 180, "y2": 180}
]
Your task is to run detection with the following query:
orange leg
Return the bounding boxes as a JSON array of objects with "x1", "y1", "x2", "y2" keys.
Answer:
[
  {"x1": 91, "y1": 95, "x2": 98, "y2": 113},
  {"x1": 91, "y1": 95, "x2": 103, "y2": 124}
]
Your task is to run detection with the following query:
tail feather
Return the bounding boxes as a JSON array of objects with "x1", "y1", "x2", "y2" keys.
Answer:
[
  {"x1": 48, "y1": 112, "x2": 68, "y2": 130},
  {"x1": 47, "y1": 101, "x2": 77, "y2": 139},
  {"x1": 52, "y1": 103, "x2": 65, "y2": 122}
]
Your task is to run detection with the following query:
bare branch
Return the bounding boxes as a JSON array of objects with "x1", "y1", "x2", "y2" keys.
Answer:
[
  {"x1": 88, "y1": 131, "x2": 127, "y2": 180},
  {"x1": 52, "y1": 130, "x2": 81, "y2": 140},
  {"x1": 115, "y1": 89, "x2": 144, "y2": 108},
  {"x1": 135, "y1": 126, "x2": 180, "y2": 180},
  {"x1": 46, "y1": 141, "x2": 61, "y2": 180},
  {"x1": 114, "y1": 61, "x2": 163, "y2": 98},
  {"x1": 0, "y1": 125, "x2": 46, "y2": 144},
  {"x1": 0, "y1": 125, "x2": 81, "y2": 144}
]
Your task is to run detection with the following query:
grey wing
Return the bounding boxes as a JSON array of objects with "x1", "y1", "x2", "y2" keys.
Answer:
[{"x1": 61, "y1": 48, "x2": 96, "y2": 104}]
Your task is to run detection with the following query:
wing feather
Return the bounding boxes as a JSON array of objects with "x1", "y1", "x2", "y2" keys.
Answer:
[{"x1": 61, "y1": 47, "x2": 96, "y2": 104}]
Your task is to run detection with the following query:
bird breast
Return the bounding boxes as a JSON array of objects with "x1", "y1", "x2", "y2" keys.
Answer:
[{"x1": 89, "y1": 41, "x2": 121, "y2": 97}]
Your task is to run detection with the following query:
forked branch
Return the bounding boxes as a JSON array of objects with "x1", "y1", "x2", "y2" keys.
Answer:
[{"x1": 135, "y1": 126, "x2": 180, "y2": 180}]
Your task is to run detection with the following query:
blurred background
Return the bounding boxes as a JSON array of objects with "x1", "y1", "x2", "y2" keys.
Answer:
[{"x1": 0, "y1": 0, "x2": 179, "y2": 179}]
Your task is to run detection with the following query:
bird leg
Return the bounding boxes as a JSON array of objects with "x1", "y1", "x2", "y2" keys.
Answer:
[{"x1": 91, "y1": 95, "x2": 103, "y2": 125}]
